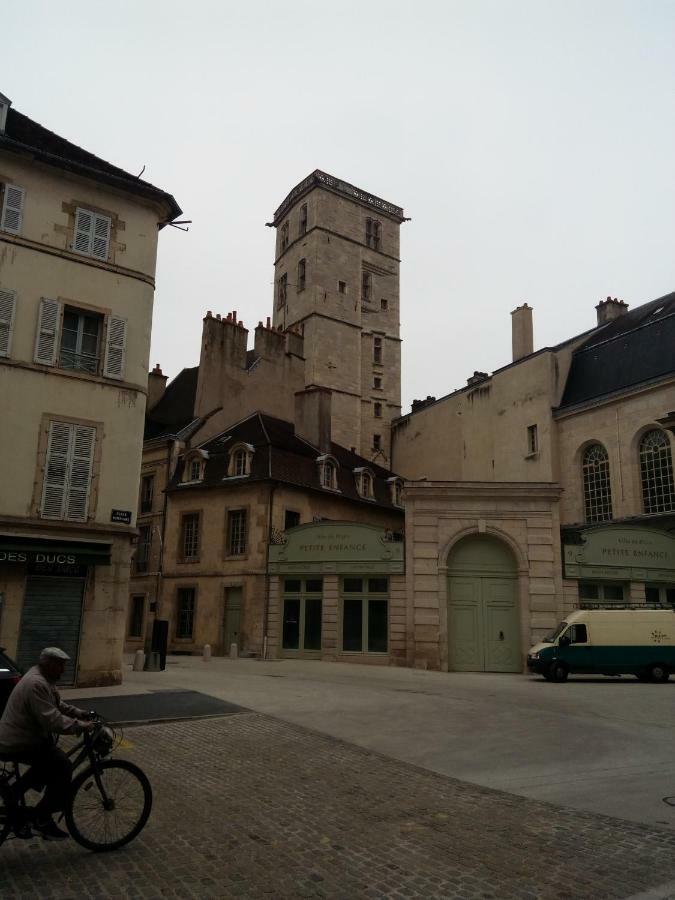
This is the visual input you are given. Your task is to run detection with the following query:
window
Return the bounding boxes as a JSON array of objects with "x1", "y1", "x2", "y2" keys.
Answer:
[
  {"x1": 176, "y1": 588, "x2": 195, "y2": 639},
  {"x1": 355, "y1": 469, "x2": 374, "y2": 499},
  {"x1": 373, "y1": 376, "x2": 382, "y2": 390},
  {"x1": 380, "y1": 298, "x2": 388, "y2": 311},
  {"x1": 280, "y1": 221, "x2": 289, "y2": 252},
  {"x1": 374, "y1": 402, "x2": 382, "y2": 418},
  {"x1": 40, "y1": 421, "x2": 96, "y2": 522},
  {"x1": 297, "y1": 258, "x2": 306, "y2": 292},
  {"x1": 318, "y1": 457, "x2": 337, "y2": 490},
  {"x1": 189, "y1": 459, "x2": 201, "y2": 482},
  {"x1": 299, "y1": 204, "x2": 307, "y2": 236},
  {"x1": 582, "y1": 443, "x2": 612, "y2": 522},
  {"x1": 341, "y1": 577, "x2": 388, "y2": 653},
  {"x1": 140, "y1": 475, "x2": 154, "y2": 513},
  {"x1": 640, "y1": 429, "x2": 675, "y2": 513},
  {"x1": 0, "y1": 288, "x2": 16, "y2": 358},
  {"x1": 128, "y1": 596, "x2": 146, "y2": 639},
  {"x1": 365, "y1": 218, "x2": 381, "y2": 250},
  {"x1": 73, "y1": 207, "x2": 111, "y2": 261},
  {"x1": 227, "y1": 443, "x2": 253, "y2": 477},
  {"x1": 233, "y1": 449, "x2": 247, "y2": 476},
  {"x1": 646, "y1": 585, "x2": 675, "y2": 607},
  {"x1": 578, "y1": 582, "x2": 625, "y2": 604},
  {"x1": 282, "y1": 578, "x2": 323, "y2": 652},
  {"x1": 284, "y1": 509, "x2": 301, "y2": 530},
  {"x1": 338, "y1": 281, "x2": 347, "y2": 295},
  {"x1": 564, "y1": 624, "x2": 588, "y2": 644},
  {"x1": 135, "y1": 525, "x2": 152, "y2": 573},
  {"x1": 373, "y1": 336, "x2": 382, "y2": 365},
  {"x1": 389, "y1": 477, "x2": 404, "y2": 507},
  {"x1": 277, "y1": 273, "x2": 287, "y2": 310},
  {"x1": 527, "y1": 424, "x2": 538, "y2": 455},
  {"x1": 60, "y1": 308, "x2": 103, "y2": 374},
  {"x1": 361, "y1": 271, "x2": 372, "y2": 302},
  {"x1": 180, "y1": 513, "x2": 200, "y2": 561},
  {"x1": 227, "y1": 509, "x2": 248, "y2": 556},
  {"x1": 373, "y1": 434, "x2": 381, "y2": 451},
  {"x1": 33, "y1": 298, "x2": 127, "y2": 379},
  {"x1": 0, "y1": 183, "x2": 25, "y2": 234}
]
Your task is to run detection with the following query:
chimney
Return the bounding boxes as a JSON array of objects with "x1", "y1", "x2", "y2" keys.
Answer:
[
  {"x1": 294, "y1": 387, "x2": 332, "y2": 453},
  {"x1": 511, "y1": 303, "x2": 533, "y2": 361},
  {"x1": 467, "y1": 371, "x2": 488, "y2": 386},
  {"x1": 596, "y1": 296, "x2": 629, "y2": 326},
  {"x1": 147, "y1": 363, "x2": 168, "y2": 411}
]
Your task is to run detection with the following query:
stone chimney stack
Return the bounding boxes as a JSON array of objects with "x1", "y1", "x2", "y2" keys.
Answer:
[
  {"x1": 596, "y1": 296, "x2": 629, "y2": 326},
  {"x1": 147, "y1": 363, "x2": 168, "y2": 411},
  {"x1": 294, "y1": 387, "x2": 332, "y2": 453},
  {"x1": 511, "y1": 303, "x2": 533, "y2": 362}
]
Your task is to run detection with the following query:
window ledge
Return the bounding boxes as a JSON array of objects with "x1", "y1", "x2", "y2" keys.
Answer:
[
  {"x1": 524, "y1": 451, "x2": 539, "y2": 460},
  {"x1": 320, "y1": 486, "x2": 342, "y2": 494},
  {"x1": 222, "y1": 474, "x2": 250, "y2": 481}
]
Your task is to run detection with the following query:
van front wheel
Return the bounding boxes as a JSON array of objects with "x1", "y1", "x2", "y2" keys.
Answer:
[
  {"x1": 648, "y1": 664, "x2": 670, "y2": 683},
  {"x1": 549, "y1": 662, "x2": 568, "y2": 683}
]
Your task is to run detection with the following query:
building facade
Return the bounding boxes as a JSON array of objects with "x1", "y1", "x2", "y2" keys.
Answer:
[
  {"x1": 392, "y1": 295, "x2": 675, "y2": 672},
  {"x1": 0, "y1": 93, "x2": 180, "y2": 684}
]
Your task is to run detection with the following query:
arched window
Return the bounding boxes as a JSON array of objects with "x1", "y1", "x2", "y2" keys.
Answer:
[
  {"x1": 640, "y1": 429, "x2": 675, "y2": 513},
  {"x1": 227, "y1": 443, "x2": 254, "y2": 478},
  {"x1": 582, "y1": 443, "x2": 612, "y2": 522},
  {"x1": 233, "y1": 448, "x2": 247, "y2": 476},
  {"x1": 320, "y1": 459, "x2": 336, "y2": 489}
]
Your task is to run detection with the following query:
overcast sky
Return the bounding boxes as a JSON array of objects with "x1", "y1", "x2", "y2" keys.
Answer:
[{"x1": 5, "y1": 0, "x2": 675, "y2": 412}]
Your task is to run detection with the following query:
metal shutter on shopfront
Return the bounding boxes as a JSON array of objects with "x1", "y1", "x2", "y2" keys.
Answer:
[{"x1": 17, "y1": 578, "x2": 85, "y2": 685}]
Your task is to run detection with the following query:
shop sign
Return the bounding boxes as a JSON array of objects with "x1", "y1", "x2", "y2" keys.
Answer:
[
  {"x1": 564, "y1": 527, "x2": 675, "y2": 583},
  {"x1": 269, "y1": 523, "x2": 404, "y2": 575},
  {"x1": 0, "y1": 542, "x2": 111, "y2": 567}
]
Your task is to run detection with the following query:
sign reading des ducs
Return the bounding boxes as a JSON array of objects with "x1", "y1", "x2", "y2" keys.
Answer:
[
  {"x1": 564, "y1": 527, "x2": 675, "y2": 583},
  {"x1": 268, "y1": 523, "x2": 404, "y2": 575}
]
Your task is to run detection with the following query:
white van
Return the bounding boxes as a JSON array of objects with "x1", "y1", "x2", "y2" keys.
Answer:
[{"x1": 527, "y1": 608, "x2": 675, "y2": 682}]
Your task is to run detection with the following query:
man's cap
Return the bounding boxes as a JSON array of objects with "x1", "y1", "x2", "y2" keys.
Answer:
[{"x1": 39, "y1": 647, "x2": 70, "y2": 662}]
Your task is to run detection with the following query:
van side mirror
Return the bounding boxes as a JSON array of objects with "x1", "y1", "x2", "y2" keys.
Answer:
[{"x1": 559, "y1": 634, "x2": 571, "y2": 646}]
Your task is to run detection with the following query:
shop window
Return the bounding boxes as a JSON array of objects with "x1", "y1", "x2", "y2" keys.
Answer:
[
  {"x1": 645, "y1": 585, "x2": 675, "y2": 607},
  {"x1": 128, "y1": 595, "x2": 145, "y2": 638},
  {"x1": 578, "y1": 582, "x2": 625, "y2": 604},
  {"x1": 180, "y1": 513, "x2": 200, "y2": 561},
  {"x1": 282, "y1": 578, "x2": 323, "y2": 653},
  {"x1": 227, "y1": 508, "x2": 247, "y2": 556},
  {"x1": 284, "y1": 509, "x2": 301, "y2": 530},
  {"x1": 135, "y1": 525, "x2": 152, "y2": 573},
  {"x1": 582, "y1": 443, "x2": 613, "y2": 523},
  {"x1": 341, "y1": 577, "x2": 388, "y2": 653},
  {"x1": 140, "y1": 474, "x2": 154, "y2": 514},
  {"x1": 176, "y1": 588, "x2": 195, "y2": 639},
  {"x1": 640, "y1": 429, "x2": 675, "y2": 513}
]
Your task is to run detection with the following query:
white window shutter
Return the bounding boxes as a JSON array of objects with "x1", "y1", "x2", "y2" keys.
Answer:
[
  {"x1": 73, "y1": 208, "x2": 93, "y2": 255},
  {"x1": 103, "y1": 315, "x2": 127, "y2": 379},
  {"x1": 1, "y1": 184, "x2": 25, "y2": 234},
  {"x1": 91, "y1": 213, "x2": 111, "y2": 260},
  {"x1": 65, "y1": 424, "x2": 96, "y2": 521},
  {"x1": 34, "y1": 297, "x2": 61, "y2": 365},
  {"x1": 0, "y1": 289, "x2": 16, "y2": 357},
  {"x1": 40, "y1": 422, "x2": 72, "y2": 520}
]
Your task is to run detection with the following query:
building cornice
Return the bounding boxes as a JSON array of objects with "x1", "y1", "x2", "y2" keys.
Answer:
[
  {"x1": 403, "y1": 481, "x2": 563, "y2": 501},
  {"x1": 274, "y1": 224, "x2": 401, "y2": 266}
]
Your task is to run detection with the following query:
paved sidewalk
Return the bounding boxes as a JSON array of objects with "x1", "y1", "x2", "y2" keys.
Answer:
[{"x1": 3, "y1": 713, "x2": 675, "y2": 899}]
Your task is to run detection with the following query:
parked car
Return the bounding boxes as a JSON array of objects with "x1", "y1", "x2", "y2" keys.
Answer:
[
  {"x1": 0, "y1": 648, "x2": 22, "y2": 715},
  {"x1": 527, "y1": 608, "x2": 675, "y2": 682}
]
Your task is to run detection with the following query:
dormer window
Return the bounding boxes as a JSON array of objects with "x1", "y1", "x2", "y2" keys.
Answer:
[
  {"x1": 354, "y1": 467, "x2": 375, "y2": 500},
  {"x1": 182, "y1": 449, "x2": 208, "y2": 483},
  {"x1": 317, "y1": 455, "x2": 338, "y2": 491},
  {"x1": 189, "y1": 460, "x2": 201, "y2": 482},
  {"x1": 227, "y1": 442, "x2": 254, "y2": 478},
  {"x1": 388, "y1": 477, "x2": 404, "y2": 507},
  {"x1": 0, "y1": 93, "x2": 10, "y2": 133}
]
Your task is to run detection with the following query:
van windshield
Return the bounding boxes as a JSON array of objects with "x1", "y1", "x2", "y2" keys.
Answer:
[{"x1": 543, "y1": 621, "x2": 568, "y2": 643}]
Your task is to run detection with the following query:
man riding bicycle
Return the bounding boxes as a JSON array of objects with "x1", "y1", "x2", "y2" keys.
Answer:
[{"x1": 0, "y1": 647, "x2": 94, "y2": 840}]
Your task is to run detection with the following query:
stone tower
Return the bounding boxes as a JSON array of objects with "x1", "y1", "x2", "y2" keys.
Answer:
[{"x1": 269, "y1": 170, "x2": 407, "y2": 463}]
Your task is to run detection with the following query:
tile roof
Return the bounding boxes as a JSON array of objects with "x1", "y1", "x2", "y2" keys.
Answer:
[
  {"x1": 144, "y1": 367, "x2": 199, "y2": 440},
  {"x1": 1, "y1": 107, "x2": 181, "y2": 222}
]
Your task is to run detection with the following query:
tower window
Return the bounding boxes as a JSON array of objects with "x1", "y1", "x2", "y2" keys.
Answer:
[
  {"x1": 374, "y1": 402, "x2": 382, "y2": 418},
  {"x1": 338, "y1": 281, "x2": 347, "y2": 294},
  {"x1": 365, "y1": 218, "x2": 381, "y2": 250},
  {"x1": 380, "y1": 298, "x2": 388, "y2": 311},
  {"x1": 361, "y1": 271, "x2": 372, "y2": 303},
  {"x1": 277, "y1": 273, "x2": 287, "y2": 309},
  {"x1": 373, "y1": 434, "x2": 382, "y2": 451},
  {"x1": 299, "y1": 204, "x2": 307, "y2": 236},
  {"x1": 373, "y1": 336, "x2": 382, "y2": 365},
  {"x1": 373, "y1": 376, "x2": 382, "y2": 390},
  {"x1": 527, "y1": 424, "x2": 538, "y2": 455},
  {"x1": 280, "y1": 221, "x2": 289, "y2": 252},
  {"x1": 297, "y1": 258, "x2": 306, "y2": 292}
]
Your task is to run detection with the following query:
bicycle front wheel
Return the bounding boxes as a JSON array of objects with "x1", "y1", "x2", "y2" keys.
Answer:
[{"x1": 65, "y1": 760, "x2": 152, "y2": 852}]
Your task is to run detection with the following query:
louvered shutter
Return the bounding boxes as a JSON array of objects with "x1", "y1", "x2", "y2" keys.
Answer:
[
  {"x1": 34, "y1": 297, "x2": 61, "y2": 365},
  {"x1": 103, "y1": 315, "x2": 127, "y2": 379},
  {"x1": 41, "y1": 422, "x2": 72, "y2": 520},
  {"x1": 91, "y1": 213, "x2": 111, "y2": 260},
  {"x1": 1, "y1": 184, "x2": 25, "y2": 234},
  {"x1": 73, "y1": 208, "x2": 93, "y2": 255},
  {"x1": 65, "y1": 425, "x2": 96, "y2": 521},
  {"x1": 0, "y1": 289, "x2": 16, "y2": 357}
]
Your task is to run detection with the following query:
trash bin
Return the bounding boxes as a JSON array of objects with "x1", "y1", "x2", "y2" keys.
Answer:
[{"x1": 150, "y1": 619, "x2": 168, "y2": 671}]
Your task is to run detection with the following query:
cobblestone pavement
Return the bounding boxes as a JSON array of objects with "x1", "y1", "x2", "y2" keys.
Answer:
[{"x1": 3, "y1": 713, "x2": 675, "y2": 899}]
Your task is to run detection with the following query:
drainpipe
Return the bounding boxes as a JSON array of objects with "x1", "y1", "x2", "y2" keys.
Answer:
[
  {"x1": 154, "y1": 437, "x2": 173, "y2": 620},
  {"x1": 262, "y1": 444, "x2": 276, "y2": 660}
]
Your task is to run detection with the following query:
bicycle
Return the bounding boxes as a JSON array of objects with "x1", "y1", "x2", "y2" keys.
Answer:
[{"x1": 0, "y1": 715, "x2": 152, "y2": 852}]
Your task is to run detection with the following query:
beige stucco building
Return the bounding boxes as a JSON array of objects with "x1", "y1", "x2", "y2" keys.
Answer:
[
  {"x1": 0, "y1": 93, "x2": 180, "y2": 684},
  {"x1": 393, "y1": 296, "x2": 675, "y2": 673}
]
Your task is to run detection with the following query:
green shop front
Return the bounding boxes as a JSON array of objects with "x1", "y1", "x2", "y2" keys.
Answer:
[
  {"x1": 563, "y1": 524, "x2": 675, "y2": 607},
  {"x1": 267, "y1": 523, "x2": 406, "y2": 664}
]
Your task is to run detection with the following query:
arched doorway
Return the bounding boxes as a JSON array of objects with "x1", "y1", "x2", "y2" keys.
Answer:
[{"x1": 447, "y1": 534, "x2": 521, "y2": 672}]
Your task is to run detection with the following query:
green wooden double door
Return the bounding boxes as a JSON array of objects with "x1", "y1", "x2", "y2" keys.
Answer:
[{"x1": 448, "y1": 575, "x2": 521, "y2": 672}]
